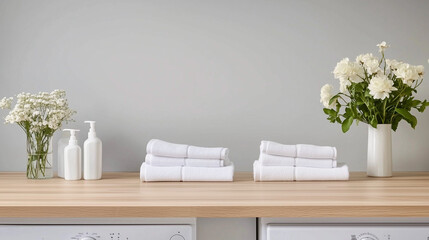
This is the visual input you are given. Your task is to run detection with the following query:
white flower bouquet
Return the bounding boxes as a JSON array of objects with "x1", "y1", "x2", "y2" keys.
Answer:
[
  {"x1": 0, "y1": 90, "x2": 75, "y2": 179},
  {"x1": 321, "y1": 42, "x2": 429, "y2": 132}
]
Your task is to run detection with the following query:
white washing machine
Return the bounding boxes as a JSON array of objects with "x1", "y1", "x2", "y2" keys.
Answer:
[
  {"x1": 0, "y1": 218, "x2": 196, "y2": 240},
  {"x1": 259, "y1": 218, "x2": 429, "y2": 240}
]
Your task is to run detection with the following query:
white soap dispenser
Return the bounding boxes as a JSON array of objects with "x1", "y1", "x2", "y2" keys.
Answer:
[
  {"x1": 57, "y1": 131, "x2": 69, "y2": 178},
  {"x1": 63, "y1": 129, "x2": 82, "y2": 181},
  {"x1": 84, "y1": 121, "x2": 102, "y2": 180}
]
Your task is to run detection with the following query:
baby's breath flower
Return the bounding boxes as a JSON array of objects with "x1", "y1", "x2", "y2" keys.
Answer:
[
  {"x1": 0, "y1": 90, "x2": 75, "y2": 133},
  {"x1": 0, "y1": 97, "x2": 13, "y2": 109},
  {"x1": 377, "y1": 41, "x2": 389, "y2": 53}
]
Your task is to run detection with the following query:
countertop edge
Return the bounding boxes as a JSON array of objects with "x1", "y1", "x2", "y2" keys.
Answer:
[{"x1": 2, "y1": 206, "x2": 429, "y2": 218}]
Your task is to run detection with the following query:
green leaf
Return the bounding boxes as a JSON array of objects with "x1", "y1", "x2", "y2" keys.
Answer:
[
  {"x1": 327, "y1": 113, "x2": 337, "y2": 122},
  {"x1": 329, "y1": 95, "x2": 339, "y2": 105},
  {"x1": 356, "y1": 100, "x2": 364, "y2": 106},
  {"x1": 323, "y1": 108, "x2": 336, "y2": 117},
  {"x1": 341, "y1": 117, "x2": 353, "y2": 133},
  {"x1": 392, "y1": 117, "x2": 401, "y2": 131},
  {"x1": 411, "y1": 100, "x2": 421, "y2": 107},
  {"x1": 344, "y1": 108, "x2": 352, "y2": 118},
  {"x1": 395, "y1": 108, "x2": 417, "y2": 129},
  {"x1": 350, "y1": 103, "x2": 358, "y2": 117},
  {"x1": 370, "y1": 116, "x2": 377, "y2": 129},
  {"x1": 365, "y1": 90, "x2": 371, "y2": 98},
  {"x1": 402, "y1": 87, "x2": 413, "y2": 96},
  {"x1": 418, "y1": 100, "x2": 429, "y2": 112},
  {"x1": 354, "y1": 83, "x2": 363, "y2": 92},
  {"x1": 336, "y1": 117, "x2": 341, "y2": 123}
]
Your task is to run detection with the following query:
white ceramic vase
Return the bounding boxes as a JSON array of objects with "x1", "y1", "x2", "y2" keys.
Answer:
[{"x1": 367, "y1": 124, "x2": 392, "y2": 177}]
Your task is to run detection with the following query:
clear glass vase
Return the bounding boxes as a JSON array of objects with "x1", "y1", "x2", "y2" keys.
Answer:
[{"x1": 26, "y1": 134, "x2": 53, "y2": 179}]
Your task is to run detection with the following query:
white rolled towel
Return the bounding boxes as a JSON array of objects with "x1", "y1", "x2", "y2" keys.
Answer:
[
  {"x1": 182, "y1": 162, "x2": 234, "y2": 182},
  {"x1": 296, "y1": 144, "x2": 337, "y2": 159},
  {"x1": 295, "y1": 163, "x2": 349, "y2": 181},
  {"x1": 187, "y1": 146, "x2": 229, "y2": 160},
  {"x1": 260, "y1": 141, "x2": 296, "y2": 157},
  {"x1": 259, "y1": 153, "x2": 295, "y2": 166},
  {"x1": 253, "y1": 160, "x2": 294, "y2": 181},
  {"x1": 145, "y1": 154, "x2": 225, "y2": 167},
  {"x1": 146, "y1": 139, "x2": 188, "y2": 158},
  {"x1": 295, "y1": 158, "x2": 337, "y2": 168},
  {"x1": 140, "y1": 162, "x2": 182, "y2": 182}
]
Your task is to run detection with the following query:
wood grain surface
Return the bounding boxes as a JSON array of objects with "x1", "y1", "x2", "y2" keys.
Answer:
[{"x1": 1, "y1": 172, "x2": 429, "y2": 218}]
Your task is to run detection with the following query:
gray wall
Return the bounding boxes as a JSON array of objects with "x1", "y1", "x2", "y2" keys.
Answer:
[{"x1": 1, "y1": 0, "x2": 428, "y2": 172}]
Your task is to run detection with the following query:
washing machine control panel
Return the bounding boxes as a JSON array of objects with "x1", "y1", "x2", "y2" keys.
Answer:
[
  {"x1": 0, "y1": 225, "x2": 192, "y2": 240},
  {"x1": 77, "y1": 237, "x2": 97, "y2": 240},
  {"x1": 352, "y1": 232, "x2": 381, "y2": 240},
  {"x1": 267, "y1": 225, "x2": 429, "y2": 240}
]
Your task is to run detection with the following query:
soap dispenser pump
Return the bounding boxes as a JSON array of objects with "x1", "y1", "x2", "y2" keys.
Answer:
[
  {"x1": 84, "y1": 121, "x2": 102, "y2": 180},
  {"x1": 63, "y1": 129, "x2": 82, "y2": 181}
]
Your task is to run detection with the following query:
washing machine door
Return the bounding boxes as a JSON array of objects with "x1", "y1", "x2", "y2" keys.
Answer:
[{"x1": 267, "y1": 224, "x2": 429, "y2": 240}]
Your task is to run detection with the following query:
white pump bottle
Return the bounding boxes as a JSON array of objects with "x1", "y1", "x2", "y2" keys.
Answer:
[
  {"x1": 84, "y1": 121, "x2": 102, "y2": 180},
  {"x1": 63, "y1": 129, "x2": 82, "y2": 181},
  {"x1": 57, "y1": 131, "x2": 69, "y2": 178}
]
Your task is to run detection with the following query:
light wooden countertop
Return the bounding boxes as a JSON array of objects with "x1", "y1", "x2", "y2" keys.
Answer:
[{"x1": 1, "y1": 172, "x2": 429, "y2": 218}]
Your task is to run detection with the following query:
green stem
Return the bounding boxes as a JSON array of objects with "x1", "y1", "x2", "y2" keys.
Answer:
[
  {"x1": 382, "y1": 98, "x2": 387, "y2": 123},
  {"x1": 26, "y1": 131, "x2": 52, "y2": 179}
]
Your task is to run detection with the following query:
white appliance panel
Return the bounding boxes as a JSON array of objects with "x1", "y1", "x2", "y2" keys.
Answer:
[
  {"x1": 0, "y1": 224, "x2": 192, "y2": 240},
  {"x1": 267, "y1": 225, "x2": 429, "y2": 240}
]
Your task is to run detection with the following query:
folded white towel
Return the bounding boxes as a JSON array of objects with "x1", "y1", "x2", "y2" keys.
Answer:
[
  {"x1": 145, "y1": 154, "x2": 186, "y2": 166},
  {"x1": 146, "y1": 139, "x2": 188, "y2": 158},
  {"x1": 146, "y1": 139, "x2": 229, "y2": 160},
  {"x1": 140, "y1": 162, "x2": 182, "y2": 182},
  {"x1": 185, "y1": 158, "x2": 225, "y2": 167},
  {"x1": 259, "y1": 153, "x2": 336, "y2": 168},
  {"x1": 259, "y1": 153, "x2": 295, "y2": 166},
  {"x1": 187, "y1": 146, "x2": 229, "y2": 160},
  {"x1": 295, "y1": 163, "x2": 349, "y2": 181},
  {"x1": 260, "y1": 141, "x2": 297, "y2": 157},
  {"x1": 253, "y1": 160, "x2": 349, "y2": 181},
  {"x1": 145, "y1": 154, "x2": 225, "y2": 167},
  {"x1": 253, "y1": 160, "x2": 294, "y2": 181},
  {"x1": 295, "y1": 158, "x2": 337, "y2": 168},
  {"x1": 140, "y1": 162, "x2": 234, "y2": 182},
  {"x1": 296, "y1": 144, "x2": 337, "y2": 159},
  {"x1": 182, "y1": 163, "x2": 234, "y2": 182}
]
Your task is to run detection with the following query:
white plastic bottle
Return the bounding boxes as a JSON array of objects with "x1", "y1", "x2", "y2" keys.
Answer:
[
  {"x1": 63, "y1": 129, "x2": 82, "y2": 181},
  {"x1": 57, "y1": 131, "x2": 69, "y2": 178},
  {"x1": 84, "y1": 121, "x2": 102, "y2": 180}
]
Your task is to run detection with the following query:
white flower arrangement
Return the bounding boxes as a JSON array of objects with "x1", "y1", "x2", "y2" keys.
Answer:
[
  {"x1": 321, "y1": 42, "x2": 429, "y2": 132},
  {"x1": 0, "y1": 90, "x2": 75, "y2": 133},
  {"x1": 0, "y1": 90, "x2": 75, "y2": 178}
]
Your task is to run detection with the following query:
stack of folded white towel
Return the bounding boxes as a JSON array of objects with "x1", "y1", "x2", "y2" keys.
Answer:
[
  {"x1": 140, "y1": 139, "x2": 234, "y2": 182},
  {"x1": 254, "y1": 141, "x2": 349, "y2": 181}
]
